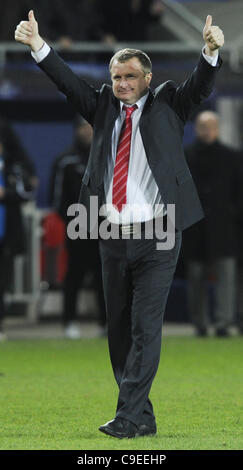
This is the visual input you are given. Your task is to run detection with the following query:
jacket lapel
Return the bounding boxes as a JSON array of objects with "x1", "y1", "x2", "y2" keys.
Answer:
[
  {"x1": 94, "y1": 95, "x2": 120, "y2": 188},
  {"x1": 141, "y1": 88, "x2": 154, "y2": 116}
]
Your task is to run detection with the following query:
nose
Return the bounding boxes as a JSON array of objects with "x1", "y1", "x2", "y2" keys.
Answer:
[{"x1": 119, "y1": 78, "x2": 130, "y2": 88}]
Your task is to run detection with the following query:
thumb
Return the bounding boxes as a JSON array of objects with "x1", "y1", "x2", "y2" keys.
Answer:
[
  {"x1": 204, "y1": 15, "x2": 212, "y2": 31},
  {"x1": 28, "y1": 10, "x2": 36, "y2": 24}
]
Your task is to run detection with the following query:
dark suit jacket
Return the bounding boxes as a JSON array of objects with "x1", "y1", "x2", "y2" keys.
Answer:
[
  {"x1": 1, "y1": 153, "x2": 36, "y2": 255},
  {"x1": 183, "y1": 139, "x2": 242, "y2": 261},
  {"x1": 0, "y1": 118, "x2": 37, "y2": 255},
  {"x1": 49, "y1": 144, "x2": 88, "y2": 223},
  {"x1": 37, "y1": 49, "x2": 222, "y2": 231}
]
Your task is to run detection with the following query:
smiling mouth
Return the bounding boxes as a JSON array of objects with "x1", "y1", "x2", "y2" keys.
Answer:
[{"x1": 119, "y1": 92, "x2": 132, "y2": 97}]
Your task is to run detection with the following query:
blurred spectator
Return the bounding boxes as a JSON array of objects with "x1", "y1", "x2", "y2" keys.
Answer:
[
  {"x1": 235, "y1": 155, "x2": 243, "y2": 335},
  {"x1": 32, "y1": 0, "x2": 103, "y2": 47},
  {"x1": 0, "y1": 0, "x2": 33, "y2": 41},
  {"x1": 1, "y1": 0, "x2": 175, "y2": 45},
  {"x1": 0, "y1": 117, "x2": 37, "y2": 341},
  {"x1": 236, "y1": 246, "x2": 243, "y2": 334},
  {"x1": 0, "y1": 0, "x2": 101, "y2": 43},
  {"x1": 49, "y1": 117, "x2": 107, "y2": 339},
  {"x1": 183, "y1": 111, "x2": 242, "y2": 337},
  {"x1": 98, "y1": 0, "x2": 176, "y2": 43}
]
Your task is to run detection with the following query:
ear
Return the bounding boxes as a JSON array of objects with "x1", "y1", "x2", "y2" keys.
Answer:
[{"x1": 146, "y1": 72, "x2": 152, "y2": 86}]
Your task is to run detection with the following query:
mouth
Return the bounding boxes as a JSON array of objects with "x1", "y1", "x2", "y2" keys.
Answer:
[{"x1": 118, "y1": 90, "x2": 132, "y2": 94}]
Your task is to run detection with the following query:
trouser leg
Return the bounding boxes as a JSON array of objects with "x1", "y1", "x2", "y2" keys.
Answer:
[
  {"x1": 91, "y1": 243, "x2": 107, "y2": 328},
  {"x1": 63, "y1": 240, "x2": 86, "y2": 325},
  {"x1": 100, "y1": 238, "x2": 153, "y2": 425},
  {"x1": 213, "y1": 257, "x2": 236, "y2": 329},
  {"x1": 186, "y1": 260, "x2": 208, "y2": 331},
  {"x1": 0, "y1": 246, "x2": 14, "y2": 329},
  {"x1": 99, "y1": 238, "x2": 133, "y2": 386},
  {"x1": 99, "y1": 232, "x2": 181, "y2": 427},
  {"x1": 236, "y1": 263, "x2": 243, "y2": 330}
]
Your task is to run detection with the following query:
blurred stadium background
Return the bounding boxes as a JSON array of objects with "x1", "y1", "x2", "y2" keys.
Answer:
[{"x1": 1, "y1": 0, "x2": 243, "y2": 338}]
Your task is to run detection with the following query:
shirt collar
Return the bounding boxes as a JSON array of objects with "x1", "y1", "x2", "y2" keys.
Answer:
[{"x1": 119, "y1": 90, "x2": 149, "y2": 113}]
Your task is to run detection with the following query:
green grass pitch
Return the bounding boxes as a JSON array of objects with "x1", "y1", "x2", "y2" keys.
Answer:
[{"x1": 0, "y1": 336, "x2": 242, "y2": 450}]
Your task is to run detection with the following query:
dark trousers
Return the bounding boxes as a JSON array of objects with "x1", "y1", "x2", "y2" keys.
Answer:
[
  {"x1": 0, "y1": 243, "x2": 14, "y2": 327},
  {"x1": 99, "y1": 230, "x2": 182, "y2": 427},
  {"x1": 187, "y1": 257, "x2": 236, "y2": 331},
  {"x1": 63, "y1": 238, "x2": 106, "y2": 326}
]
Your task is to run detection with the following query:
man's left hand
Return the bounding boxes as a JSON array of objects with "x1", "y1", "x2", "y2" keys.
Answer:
[{"x1": 203, "y1": 15, "x2": 224, "y2": 55}]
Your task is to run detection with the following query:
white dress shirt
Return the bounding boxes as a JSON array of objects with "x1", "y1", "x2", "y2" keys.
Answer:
[{"x1": 32, "y1": 44, "x2": 218, "y2": 224}]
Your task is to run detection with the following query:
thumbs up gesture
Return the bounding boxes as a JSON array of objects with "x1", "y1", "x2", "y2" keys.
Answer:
[
  {"x1": 15, "y1": 10, "x2": 44, "y2": 52},
  {"x1": 203, "y1": 15, "x2": 224, "y2": 55}
]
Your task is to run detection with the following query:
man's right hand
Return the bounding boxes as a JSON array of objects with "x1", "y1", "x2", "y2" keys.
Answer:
[{"x1": 15, "y1": 10, "x2": 44, "y2": 52}]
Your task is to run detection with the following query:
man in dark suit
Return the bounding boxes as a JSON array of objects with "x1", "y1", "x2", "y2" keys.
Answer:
[
  {"x1": 183, "y1": 111, "x2": 242, "y2": 337},
  {"x1": 49, "y1": 117, "x2": 107, "y2": 339},
  {"x1": 0, "y1": 118, "x2": 37, "y2": 340},
  {"x1": 15, "y1": 10, "x2": 224, "y2": 438}
]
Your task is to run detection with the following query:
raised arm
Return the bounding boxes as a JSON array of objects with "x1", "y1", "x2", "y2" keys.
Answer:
[
  {"x1": 15, "y1": 10, "x2": 99, "y2": 125},
  {"x1": 163, "y1": 15, "x2": 224, "y2": 122}
]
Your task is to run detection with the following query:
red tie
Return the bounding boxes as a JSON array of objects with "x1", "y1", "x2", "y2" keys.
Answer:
[{"x1": 112, "y1": 104, "x2": 137, "y2": 212}]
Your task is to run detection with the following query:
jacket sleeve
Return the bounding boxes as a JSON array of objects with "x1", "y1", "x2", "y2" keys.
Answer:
[
  {"x1": 163, "y1": 52, "x2": 222, "y2": 122},
  {"x1": 37, "y1": 48, "x2": 100, "y2": 125}
]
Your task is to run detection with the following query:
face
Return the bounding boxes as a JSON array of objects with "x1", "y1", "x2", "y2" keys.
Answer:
[
  {"x1": 195, "y1": 116, "x2": 219, "y2": 144},
  {"x1": 110, "y1": 57, "x2": 152, "y2": 105}
]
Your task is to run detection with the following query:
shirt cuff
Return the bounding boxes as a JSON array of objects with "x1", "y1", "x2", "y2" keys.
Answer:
[
  {"x1": 202, "y1": 47, "x2": 219, "y2": 67},
  {"x1": 31, "y1": 42, "x2": 51, "y2": 63}
]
